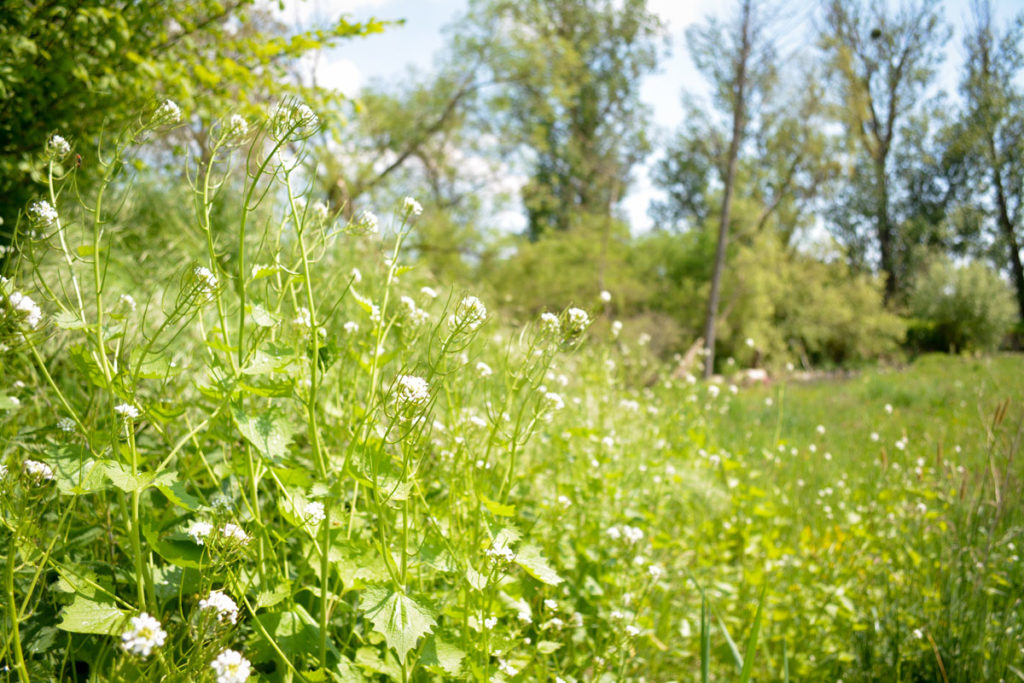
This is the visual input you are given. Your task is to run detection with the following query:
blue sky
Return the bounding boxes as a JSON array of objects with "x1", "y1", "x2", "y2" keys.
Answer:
[{"x1": 277, "y1": 0, "x2": 1013, "y2": 233}]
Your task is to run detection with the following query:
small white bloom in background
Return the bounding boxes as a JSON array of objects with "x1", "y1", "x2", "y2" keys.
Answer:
[
  {"x1": 497, "y1": 659, "x2": 518, "y2": 676},
  {"x1": 211, "y1": 649, "x2": 251, "y2": 683},
  {"x1": 599, "y1": 290, "x2": 612, "y2": 303},
  {"x1": 648, "y1": 564, "x2": 664, "y2": 580},
  {"x1": 307, "y1": 201, "x2": 329, "y2": 224},
  {"x1": 637, "y1": 332, "x2": 651, "y2": 346},
  {"x1": 609, "y1": 609, "x2": 625, "y2": 620},
  {"x1": 303, "y1": 501, "x2": 325, "y2": 526},
  {"x1": 728, "y1": 384, "x2": 738, "y2": 395},
  {"x1": 625, "y1": 624, "x2": 641, "y2": 637},
  {"x1": 121, "y1": 613, "x2": 167, "y2": 657},
  {"x1": 542, "y1": 391, "x2": 564, "y2": 412},
  {"x1": 765, "y1": 397, "x2": 774, "y2": 407},
  {"x1": 356, "y1": 209, "x2": 378, "y2": 234},
  {"x1": 557, "y1": 494, "x2": 571, "y2": 508},
  {"x1": 745, "y1": 337, "x2": 755, "y2": 348},
  {"x1": 349, "y1": 267, "x2": 362, "y2": 284},
  {"x1": 226, "y1": 114, "x2": 248, "y2": 139},
  {"x1": 486, "y1": 544, "x2": 515, "y2": 564},
  {"x1": 816, "y1": 424, "x2": 826, "y2": 435},
  {"x1": 544, "y1": 599, "x2": 558, "y2": 611},
  {"x1": 186, "y1": 521, "x2": 214, "y2": 545},
  {"x1": 293, "y1": 307, "x2": 312, "y2": 328},
  {"x1": 601, "y1": 436, "x2": 615, "y2": 449},
  {"x1": 895, "y1": 437, "x2": 908, "y2": 451},
  {"x1": 870, "y1": 432, "x2": 879, "y2": 442},
  {"x1": 913, "y1": 628, "x2": 924, "y2": 640},
  {"x1": 475, "y1": 361, "x2": 492, "y2": 378},
  {"x1": 118, "y1": 293, "x2": 137, "y2": 312},
  {"x1": 23, "y1": 459, "x2": 54, "y2": 482},
  {"x1": 622, "y1": 525, "x2": 644, "y2": 544},
  {"x1": 483, "y1": 616, "x2": 498, "y2": 630},
  {"x1": 540, "y1": 312, "x2": 560, "y2": 335},
  {"x1": 7, "y1": 291, "x2": 43, "y2": 327},
  {"x1": 343, "y1": 321, "x2": 359, "y2": 335},
  {"x1": 606, "y1": 526, "x2": 622, "y2": 540},
  {"x1": 451, "y1": 295, "x2": 487, "y2": 331},
  {"x1": 394, "y1": 375, "x2": 430, "y2": 409},
  {"x1": 193, "y1": 266, "x2": 218, "y2": 299},
  {"x1": 221, "y1": 523, "x2": 250, "y2": 544},
  {"x1": 402, "y1": 196, "x2": 423, "y2": 216},
  {"x1": 154, "y1": 99, "x2": 182, "y2": 125},
  {"x1": 885, "y1": 403, "x2": 893, "y2": 415},
  {"x1": 420, "y1": 286, "x2": 438, "y2": 299},
  {"x1": 199, "y1": 590, "x2": 239, "y2": 624},
  {"x1": 269, "y1": 100, "x2": 317, "y2": 138},
  {"x1": 916, "y1": 502, "x2": 927, "y2": 514},
  {"x1": 47, "y1": 134, "x2": 71, "y2": 158},
  {"x1": 707, "y1": 384, "x2": 720, "y2": 399},
  {"x1": 611, "y1": 320, "x2": 623, "y2": 338},
  {"x1": 28, "y1": 200, "x2": 58, "y2": 226},
  {"x1": 114, "y1": 403, "x2": 140, "y2": 421},
  {"x1": 57, "y1": 417, "x2": 76, "y2": 432}
]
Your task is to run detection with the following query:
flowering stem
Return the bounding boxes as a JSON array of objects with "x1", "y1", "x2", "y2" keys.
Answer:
[
  {"x1": 5, "y1": 531, "x2": 30, "y2": 683},
  {"x1": 126, "y1": 425, "x2": 151, "y2": 610}
]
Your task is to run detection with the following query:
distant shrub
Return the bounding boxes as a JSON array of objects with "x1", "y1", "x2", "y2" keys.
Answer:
[{"x1": 908, "y1": 258, "x2": 1016, "y2": 352}]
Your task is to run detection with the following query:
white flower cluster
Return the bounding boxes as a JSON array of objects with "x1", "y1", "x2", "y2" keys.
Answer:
[
  {"x1": 606, "y1": 524, "x2": 643, "y2": 544},
  {"x1": 343, "y1": 321, "x2": 359, "y2": 335},
  {"x1": 402, "y1": 196, "x2": 423, "y2": 217},
  {"x1": 23, "y1": 459, "x2": 54, "y2": 482},
  {"x1": 225, "y1": 114, "x2": 248, "y2": 140},
  {"x1": 186, "y1": 521, "x2": 214, "y2": 544},
  {"x1": 540, "y1": 312, "x2": 560, "y2": 334},
  {"x1": 486, "y1": 544, "x2": 515, "y2": 564},
  {"x1": 355, "y1": 209, "x2": 379, "y2": 235},
  {"x1": 7, "y1": 291, "x2": 43, "y2": 328},
  {"x1": 185, "y1": 520, "x2": 250, "y2": 546},
  {"x1": 475, "y1": 361, "x2": 493, "y2": 378},
  {"x1": 421, "y1": 286, "x2": 438, "y2": 299},
  {"x1": 269, "y1": 100, "x2": 317, "y2": 139},
  {"x1": 119, "y1": 294, "x2": 137, "y2": 312},
  {"x1": 199, "y1": 590, "x2": 239, "y2": 624},
  {"x1": 542, "y1": 391, "x2": 564, "y2": 412},
  {"x1": 121, "y1": 613, "x2": 167, "y2": 657},
  {"x1": 28, "y1": 200, "x2": 58, "y2": 226},
  {"x1": 394, "y1": 375, "x2": 430, "y2": 409},
  {"x1": 450, "y1": 295, "x2": 487, "y2": 332},
  {"x1": 303, "y1": 501, "x2": 326, "y2": 526},
  {"x1": 211, "y1": 649, "x2": 251, "y2": 683},
  {"x1": 193, "y1": 266, "x2": 218, "y2": 300},
  {"x1": 47, "y1": 134, "x2": 71, "y2": 158},
  {"x1": 565, "y1": 307, "x2": 590, "y2": 334},
  {"x1": 306, "y1": 201, "x2": 328, "y2": 224},
  {"x1": 293, "y1": 307, "x2": 312, "y2": 328},
  {"x1": 400, "y1": 296, "x2": 430, "y2": 326},
  {"x1": 153, "y1": 99, "x2": 182, "y2": 125},
  {"x1": 221, "y1": 523, "x2": 250, "y2": 544},
  {"x1": 114, "y1": 403, "x2": 140, "y2": 420}
]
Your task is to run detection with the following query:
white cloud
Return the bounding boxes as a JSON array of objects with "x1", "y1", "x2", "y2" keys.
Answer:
[{"x1": 647, "y1": 0, "x2": 704, "y2": 32}]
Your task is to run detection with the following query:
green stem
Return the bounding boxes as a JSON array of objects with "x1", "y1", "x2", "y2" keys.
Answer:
[{"x1": 5, "y1": 535, "x2": 31, "y2": 682}]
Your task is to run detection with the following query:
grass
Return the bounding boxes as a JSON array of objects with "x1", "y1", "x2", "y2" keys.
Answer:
[{"x1": 0, "y1": 107, "x2": 1021, "y2": 682}]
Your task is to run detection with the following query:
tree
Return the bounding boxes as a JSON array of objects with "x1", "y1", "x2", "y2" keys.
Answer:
[
  {"x1": 954, "y1": 0, "x2": 1024, "y2": 319},
  {"x1": 819, "y1": 0, "x2": 949, "y2": 303},
  {"x1": 457, "y1": 0, "x2": 665, "y2": 241},
  {"x1": 0, "y1": 1, "x2": 382, "y2": 244}
]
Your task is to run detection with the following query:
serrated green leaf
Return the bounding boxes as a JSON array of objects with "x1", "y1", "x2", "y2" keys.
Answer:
[
  {"x1": 420, "y1": 635, "x2": 466, "y2": 676},
  {"x1": 537, "y1": 640, "x2": 562, "y2": 654},
  {"x1": 102, "y1": 461, "x2": 177, "y2": 493},
  {"x1": 157, "y1": 480, "x2": 199, "y2": 510},
  {"x1": 466, "y1": 564, "x2": 488, "y2": 591},
  {"x1": 361, "y1": 588, "x2": 436, "y2": 661},
  {"x1": 50, "y1": 447, "x2": 109, "y2": 495},
  {"x1": 514, "y1": 544, "x2": 563, "y2": 585},
  {"x1": 57, "y1": 596, "x2": 127, "y2": 635},
  {"x1": 232, "y1": 406, "x2": 297, "y2": 461}
]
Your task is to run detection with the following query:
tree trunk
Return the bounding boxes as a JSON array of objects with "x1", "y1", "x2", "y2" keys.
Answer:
[
  {"x1": 703, "y1": 0, "x2": 751, "y2": 378},
  {"x1": 875, "y1": 156, "x2": 898, "y2": 304},
  {"x1": 993, "y1": 165, "x2": 1024, "y2": 319}
]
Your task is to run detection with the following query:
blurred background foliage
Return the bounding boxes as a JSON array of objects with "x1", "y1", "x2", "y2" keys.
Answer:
[{"x1": 3, "y1": 0, "x2": 1024, "y2": 371}]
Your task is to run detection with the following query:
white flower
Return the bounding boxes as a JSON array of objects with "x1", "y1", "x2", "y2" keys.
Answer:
[
  {"x1": 885, "y1": 403, "x2": 893, "y2": 415},
  {"x1": 816, "y1": 425, "x2": 826, "y2": 435},
  {"x1": 912, "y1": 628, "x2": 924, "y2": 640},
  {"x1": 118, "y1": 293, "x2": 137, "y2": 312},
  {"x1": 293, "y1": 307, "x2": 312, "y2": 328},
  {"x1": 57, "y1": 417, "x2": 76, "y2": 433},
  {"x1": 8, "y1": 291, "x2": 43, "y2": 327},
  {"x1": 622, "y1": 525, "x2": 644, "y2": 544},
  {"x1": 707, "y1": 384, "x2": 720, "y2": 399},
  {"x1": 611, "y1": 320, "x2": 623, "y2": 338},
  {"x1": 870, "y1": 432, "x2": 879, "y2": 442},
  {"x1": 307, "y1": 201, "x2": 329, "y2": 224},
  {"x1": 451, "y1": 296, "x2": 487, "y2": 332},
  {"x1": 599, "y1": 290, "x2": 612, "y2": 303},
  {"x1": 28, "y1": 200, "x2": 58, "y2": 226},
  {"x1": 565, "y1": 307, "x2": 589, "y2": 333},
  {"x1": 199, "y1": 590, "x2": 239, "y2": 624},
  {"x1": 303, "y1": 501, "x2": 325, "y2": 526},
  {"x1": 186, "y1": 521, "x2": 214, "y2": 545},
  {"x1": 356, "y1": 209, "x2": 379, "y2": 234},
  {"x1": 486, "y1": 545, "x2": 515, "y2": 564},
  {"x1": 606, "y1": 526, "x2": 622, "y2": 540},
  {"x1": 269, "y1": 100, "x2": 317, "y2": 139},
  {"x1": 497, "y1": 659, "x2": 518, "y2": 676},
  {"x1": 402, "y1": 196, "x2": 423, "y2": 216},
  {"x1": 154, "y1": 99, "x2": 182, "y2": 125},
  {"x1": 121, "y1": 613, "x2": 167, "y2": 657},
  {"x1": 114, "y1": 403, "x2": 140, "y2": 420},
  {"x1": 343, "y1": 321, "x2": 359, "y2": 334},
  {"x1": 221, "y1": 523, "x2": 250, "y2": 544},
  {"x1": 211, "y1": 649, "x2": 251, "y2": 683},
  {"x1": 23, "y1": 459, "x2": 54, "y2": 481},
  {"x1": 421, "y1": 286, "x2": 438, "y2": 299},
  {"x1": 483, "y1": 616, "x2": 498, "y2": 630},
  {"x1": 745, "y1": 337, "x2": 755, "y2": 348},
  {"x1": 47, "y1": 134, "x2": 71, "y2": 158},
  {"x1": 394, "y1": 375, "x2": 430, "y2": 409},
  {"x1": 349, "y1": 267, "x2": 362, "y2": 284},
  {"x1": 557, "y1": 494, "x2": 571, "y2": 508},
  {"x1": 540, "y1": 312, "x2": 560, "y2": 334},
  {"x1": 625, "y1": 624, "x2": 641, "y2": 637},
  {"x1": 542, "y1": 391, "x2": 564, "y2": 412},
  {"x1": 475, "y1": 361, "x2": 493, "y2": 378},
  {"x1": 226, "y1": 114, "x2": 248, "y2": 139}
]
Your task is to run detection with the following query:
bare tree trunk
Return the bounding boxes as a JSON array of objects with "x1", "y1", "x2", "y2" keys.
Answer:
[
  {"x1": 993, "y1": 165, "x2": 1024, "y2": 319},
  {"x1": 703, "y1": 0, "x2": 752, "y2": 378}
]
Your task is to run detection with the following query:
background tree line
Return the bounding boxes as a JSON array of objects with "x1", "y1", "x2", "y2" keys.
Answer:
[{"x1": 3, "y1": 0, "x2": 1022, "y2": 371}]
